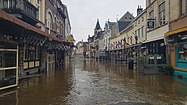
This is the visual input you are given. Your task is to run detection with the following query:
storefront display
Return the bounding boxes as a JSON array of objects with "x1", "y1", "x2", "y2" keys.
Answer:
[{"x1": 176, "y1": 43, "x2": 187, "y2": 69}]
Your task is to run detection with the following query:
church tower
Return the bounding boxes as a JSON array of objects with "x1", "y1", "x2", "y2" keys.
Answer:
[{"x1": 94, "y1": 19, "x2": 102, "y2": 35}]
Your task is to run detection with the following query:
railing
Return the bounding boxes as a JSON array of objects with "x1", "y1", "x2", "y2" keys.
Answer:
[
  {"x1": 0, "y1": 0, "x2": 38, "y2": 20},
  {"x1": 22, "y1": 0, "x2": 38, "y2": 19}
]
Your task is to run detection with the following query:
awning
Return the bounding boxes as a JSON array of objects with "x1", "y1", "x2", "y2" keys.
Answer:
[
  {"x1": 0, "y1": 10, "x2": 62, "y2": 43},
  {"x1": 165, "y1": 26, "x2": 187, "y2": 37}
]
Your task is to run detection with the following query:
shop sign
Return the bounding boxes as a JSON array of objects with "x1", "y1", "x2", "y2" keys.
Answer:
[
  {"x1": 147, "y1": 19, "x2": 155, "y2": 29},
  {"x1": 150, "y1": 56, "x2": 154, "y2": 59},
  {"x1": 157, "y1": 56, "x2": 162, "y2": 59}
]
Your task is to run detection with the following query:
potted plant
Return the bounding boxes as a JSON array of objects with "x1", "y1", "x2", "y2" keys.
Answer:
[{"x1": 162, "y1": 65, "x2": 174, "y2": 75}]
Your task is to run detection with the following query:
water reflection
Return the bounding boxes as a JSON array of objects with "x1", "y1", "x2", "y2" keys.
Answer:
[
  {"x1": 0, "y1": 90, "x2": 18, "y2": 105},
  {"x1": 1, "y1": 58, "x2": 187, "y2": 105}
]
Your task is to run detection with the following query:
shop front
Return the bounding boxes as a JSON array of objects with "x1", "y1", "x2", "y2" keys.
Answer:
[
  {"x1": 0, "y1": 10, "x2": 68, "y2": 90},
  {"x1": 165, "y1": 28, "x2": 187, "y2": 78},
  {"x1": 176, "y1": 43, "x2": 187, "y2": 69}
]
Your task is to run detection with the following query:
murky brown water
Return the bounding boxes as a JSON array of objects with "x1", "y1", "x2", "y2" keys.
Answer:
[{"x1": 0, "y1": 57, "x2": 187, "y2": 105}]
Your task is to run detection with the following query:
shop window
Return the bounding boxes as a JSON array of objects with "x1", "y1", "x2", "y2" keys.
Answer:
[
  {"x1": 0, "y1": 69, "x2": 16, "y2": 88},
  {"x1": 24, "y1": 46, "x2": 28, "y2": 60},
  {"x1": 36, "y1": 47, "x2": 40, "y2": 59},
  {"x1": 0, "y1": 51, "x2": 16, "y2": 67},
  {"x1": 178, "y1": 44, "x2": 187, "y2": 60},
  {"x1": 28, "y1": 46, "x2": 36, "y2": 60}
]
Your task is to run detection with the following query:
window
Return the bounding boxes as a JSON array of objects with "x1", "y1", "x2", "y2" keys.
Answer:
[
  {"x1": 36, "y1": 47, "x2": 40, "y2": 59},
  {"x1": 135, "y1": 22, "x2": 137, "y2": 26},
  {"x1": 138, "y1": 28, "x2": 140, "y2": 38},
  {"x1": 47, "y1": 12, "x2": 53, "y2": 34},
  {"x1": 149, "y1": 0, "x2": 154, "y2": 4},
  {"x1": 36, "y1": 0, "x2": 40, "y2": 4},
  {"x1": 24, "y1": 46, "x2": 28, "y2": 60},
  {"x1": 180, "y1": 0, "x2": 183, "y2": 16},
  {"x1": 142, "y1": 17, "x2": 144, "y2": 22},
  {"x1": 135, "y1": 30, "x2": 137, "y2": 38},
  {"x1": 36, "y1": 0, "x2": 40, "y2": 20},
  {"x1": 179, "y1": 0, "x2": 187, "y2": 16},
  {"x1": 149, "y1": 10, "x2": 154, "y2": 19},
  {"x1": 141, "y1": 26, "x2": 144, "y2": 37},
  {"x1": 28, "y1": 46, "x2": 36, "y2": 60},
  {"x1": 159, "y1": 2, "x2": 165, "y2": 25},
  {"x1": 178, "y1": 44, "x2": 187, "y2": 60},
  {"x1": 54, "y1": 17, "x2": 57, "y2": 32}
]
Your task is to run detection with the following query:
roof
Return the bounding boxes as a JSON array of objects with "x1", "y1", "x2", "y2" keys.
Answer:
[
  {"x1": 119, "y1": 11, "x2": 134, "y2": 21},
  {"x1": 109, "y1": 22, "x2": 116, "y2": 29},
  {"x1": 118, "y1": 21, "x2": 131, "y2": 32},
  {"x1": 95, "y1": 19, "x2": 101, "y2": 30},
  {"x1": 120, "y1": 22, "x2": 133, "y2": 34},
  {"x1": 88, "y1": 35, "x2": 94, "y2": 40},
  {"x1": 94, "y1": 31, "x2": 104, "y2": 40}
]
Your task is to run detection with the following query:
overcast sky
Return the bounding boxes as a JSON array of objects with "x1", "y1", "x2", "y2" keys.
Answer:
[{"x1": 63, "y1": 0, "x2": 145, "y2": 42}]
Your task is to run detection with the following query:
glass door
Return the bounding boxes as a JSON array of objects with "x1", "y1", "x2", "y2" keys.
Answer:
[{"x1": 0, "y1": 48, "x2": 18, "y2": 90}]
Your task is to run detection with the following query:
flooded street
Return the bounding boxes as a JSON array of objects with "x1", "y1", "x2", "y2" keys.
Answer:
[{"x1": 1, "y1": 58, "x2": 187, "y2": 105}]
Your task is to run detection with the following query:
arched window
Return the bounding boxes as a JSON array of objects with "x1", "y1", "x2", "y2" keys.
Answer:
[
  {"x1": 47, "y1": 12, "x2": 53, "y2": 34},
  {"x1": 54, "y1": 17, "x2": 57, "y2": 32}
]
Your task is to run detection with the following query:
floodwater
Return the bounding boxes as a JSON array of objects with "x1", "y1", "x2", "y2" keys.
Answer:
[{"x1": 1, "y1": 57, "x2": 187, "y2": 105}]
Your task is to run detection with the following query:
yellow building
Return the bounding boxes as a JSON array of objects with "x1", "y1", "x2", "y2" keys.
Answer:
[
  {"x1": 133, "y1": 9, "x2": 147, "y2": 43},
  {"x1": 165, "y1": 0, "x2": 187, "y2": 78}
]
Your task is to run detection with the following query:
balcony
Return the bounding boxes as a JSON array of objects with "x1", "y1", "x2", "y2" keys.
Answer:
[{"x1": 0, "y1": 0, "x2": 39, "y2": 26}]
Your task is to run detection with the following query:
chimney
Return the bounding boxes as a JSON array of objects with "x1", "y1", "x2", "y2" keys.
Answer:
[{"x1": 137, "y1": 5, "x2": 143, "y2": 16}]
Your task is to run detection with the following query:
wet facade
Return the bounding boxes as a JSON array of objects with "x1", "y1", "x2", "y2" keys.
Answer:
[
  {"x1": 0, "y1": 0, "x2": 71, "y2": 90},
  {"x1": 0, "y1": 58, "x2": 187, "y2": 105}
]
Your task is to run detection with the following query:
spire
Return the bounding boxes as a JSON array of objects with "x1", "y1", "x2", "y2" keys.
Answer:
[{"x1": 94, "y1": 19, "x2": 101, "y2": 30}]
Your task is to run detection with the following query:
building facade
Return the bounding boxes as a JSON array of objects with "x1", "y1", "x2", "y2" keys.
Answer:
[
  {"x1": 109, "y1": 12, "x2": 134, "y2": 61},
  {"x1": 0, "y1": 0, "x2": 71, "y2": 90},
  {"x1": 145, "y1": 0, "x2": 169, "y2": 65},
  {"x1": 165, "y1": 0, "x2": 187, "y2": 78}
]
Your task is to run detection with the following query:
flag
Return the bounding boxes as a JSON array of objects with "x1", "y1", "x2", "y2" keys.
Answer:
[{"x1": 135, "y1": 36, "x2": 138, "y2": 44}]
